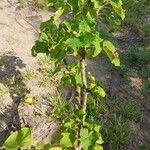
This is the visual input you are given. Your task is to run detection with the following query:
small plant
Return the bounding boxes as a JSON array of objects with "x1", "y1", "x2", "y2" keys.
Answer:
[
  {"x1": 139, "y1": 143, "x2": 150, "y2": 150},
  {"x1": 2, "y1": 127, "x2": 32, "y2": 150},
  {"x1": 86, "y1": 95, "x2": 108, "y2": 121},
  {"x1": 38, "y1": 56, "x2": 52, "y2": 67},
  {"x1": 47, "y1": 94, "x2": 74, "y2": 119},
  {"x1": 104, "y1": 115, "x2": 132, "y2": 150},
  {"x1": 0, "y1": 85, "x2": 9, "y2": 96},
  {"x1": 22, "y1": 69, "x2": 36, "y2": 82},
  {"x1": 31, "y1": 0, "x2": 125, "y2": 149},
  {"x1": 121, "y1": 102, "x2": 140, "y2": 120},
  {"x1": 0, "y1": 57, "x2": 5, "y2": 66}
]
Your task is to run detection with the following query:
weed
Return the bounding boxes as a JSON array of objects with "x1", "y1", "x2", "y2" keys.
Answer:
[
  {"x1": 105, "y1": 115, "x2": 132, "y2": 150},
  {"x1": 0, "y1": 85, "x2": 9, "y2": 96},
  {"x1": 22, "y1": 69, "x2": 36, "y2": 82},
  {"x1": 87, "y1": 95, "x2": 108, "y2": 121},
  {"x1": 38, "y1": 56, "x2": 52, "y2": 68},
  {"x1": 19, "y1": 0, "x2": 47, "y2": 8},
  {"x1": 121, "y1": 102, "x2": 140, "y2": 120},
  {"x1": 124, "y1": 0, "x2": 149, "y2": 36},
  {"x1": 144, "y1": 77, "x2": 150, "y2": 91},
  {"x1": 139, "y1": 144, "x2": 150, "y2": 150},
  {"x1": 46, "y1": 94, "x2": 74, "y2": 119},
  {"x1": 0, "y1": 57, "x2": 5, "y2": 66}
]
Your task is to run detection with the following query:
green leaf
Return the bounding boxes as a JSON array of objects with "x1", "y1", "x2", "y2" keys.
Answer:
[
  {"x1": 88, "y1": 83, "x2": 96, "y2": 90},
  {"x1": 75, "y1": 73, "x2": 83, "y2": 86},
  {"x1": 80, "y1": 128, "x2": 90, "y2": 150},
  {"x1": 32, "y1": 40, "x2": 49, "y2": 56},
  {"x1": 103, "y1": 40, "x2": 120, "y2": 66},
  {"x1": 94, "y1": 86, "x2": 105, "y2": 97},
  {"x1": 96, "y1": 134, "x2": 104, "y2": 145},
  {"x1": 65, "y1": 38, "x2": 81, "y2": 55},
  {"x1": 4, "y1": 127, "x2": 32, "y2": 149},
  {"x1": 64, "y1": 119, "x2": 75, "y2": 128},
  {"x1": 110, "y1": 0, "x2": 125, "y2": 20},
  {"x1": 60, "y1": 132, "x2": 73, "y2": 147},
  {"x1": 94, "y1": 145, "x2": 103, "y2": 150},
  {"x1": 53, "y1": 7, "x2": 64, "y2": 22},
  {"x1": 88, "y1": 32, "x2": 103, "y2": 57},
  {"x1": 69, "y1": 0, "x2": 79, "y2": 15},
  {"x1": 113, "y1": 5, "x2": 125, "y2": 20},
  {"x1": 79, "y1": 32, "x2": 94, "y2": 47},
  {"x1": 103, "y1": 40, "x2": 115, "y2": 53},
  {"x1": 79, "y1": 19, "x2": 91, "y2": 33},
  {"x1": 49, "y1": 147, "x2": 62, "y2": 150},
  {"x1": 88, "y1": 72, "x2": 96, "y2": 83}
]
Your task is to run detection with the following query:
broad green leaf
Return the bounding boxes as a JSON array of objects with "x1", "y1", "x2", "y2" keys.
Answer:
[
  {"x1": 64, "y1": 119, "x2": 75, "y2": 128},
  {"x1": 110, "y1": 0, "x2": 125, "y2": 20},
  {"x1": 94, "y1": 86, "x2": 106, "y2": 97},
  {"x1": 36, "y1": 143, "x2": 51, "y2": 150},
  {"x1": 103, "y1": 40, "x2": 115, "y2": 53},
  {"x1": 88, "y1": 83, "x2": 96, "y2": 90},
  {"x1": 69, "y1": 0, "x2": 79, "y2": 15},
  {"x1": 40, "y1": 19, "x2": 57, "y2": 34},
  {"x1": 113, "y1": 5, "x2": 125, "y2": 20},
  {"x1": 4, "y1": 127, "x2": 32, "y2": 149},
  {"x1": 112, "y1": 56, "x2": 120, "y2": 66},
  {"x1": 75, "y1": 73, "x2": 83, "y2": 86},
  {"x1": 103, "y1": 40, "x2": 120, "y2": 66},
  {"x1": 80, "y1": 32, "x2": 94, "y2": 47},
  {"x1": 91, "y1": 0, "x2": 100, "y2": 9},
  {"x1": 60, "y1": 132, "x2": 73, "y2": 147},
  {"x1": 65, "y1": 38, "x2": 81, "y2": 55},
  {"x1": 79, "y1": 19, "x2": 91, "y2": 33},
  {"x1": 53, "y1": 7, "x2": 64, "y2": 22},
  {"x1": 88, "y1": 72, "x2": 96, "y2": 83},
  {"x1": 49, "y1": 147, "x2": 62, "y2": 150},
  {"x1": 80, "y1": 128, "x2": 90, "y2": 150},
  {"x1": 94, "y1": 145, "x2": 103, "y2": 150},
  {"x1": 88, "y1": 32, "x2": 103, "y2": 57},
  {"x1": 96, "y1": 134, "x2": 104, "y2": 145}
]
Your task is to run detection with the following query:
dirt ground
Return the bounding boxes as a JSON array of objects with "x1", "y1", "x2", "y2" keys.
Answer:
[
  {"x1": 0, "y1": 0, "x2": 150, "y2": 149},
  {"x1": 0, "y1": 0, "x2": 59, "y2": 145}
]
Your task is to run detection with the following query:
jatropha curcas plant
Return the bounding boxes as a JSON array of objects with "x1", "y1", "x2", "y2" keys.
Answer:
[{"x1": 32, "y1": 0, "x2": 125, "y2": 149}]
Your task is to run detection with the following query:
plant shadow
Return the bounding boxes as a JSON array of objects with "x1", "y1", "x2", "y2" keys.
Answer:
[{"x1": 0, "y1": 52, "x2": 30, "y2": 146}]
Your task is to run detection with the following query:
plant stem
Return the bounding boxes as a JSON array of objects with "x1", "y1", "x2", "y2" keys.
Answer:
[{"x1": 80, "y1": 50, "x2": 88, "y2": 120}]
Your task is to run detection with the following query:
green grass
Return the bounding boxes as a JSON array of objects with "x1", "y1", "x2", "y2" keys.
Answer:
[
  {"x1": 144, "y1": 77, "x2": 150, "y2": 91},
  {"x1": 124, "y1": 0, "x2": 150, "y2": 37},
  {"x1": 0, "y1": 85, "x2": 9, "y2": 96},
  {"x1": 0, "y1": 57, "x2": 5, "y2": 66},
  {"x1": 19, "y1": 0, "x2": 47, "y2": 8},
  {"x1": 104, "y1": 115, "x2": 132, "y2": 150},
  {"x1": 45, "y1": 94, "x2": 74, "y2": 119},
  {"x1": 121, "y1": 102, "x2": 140, "y2": 120},
  {"x1": 22, "y1": 69, "x2": 36, "y2": 82}
]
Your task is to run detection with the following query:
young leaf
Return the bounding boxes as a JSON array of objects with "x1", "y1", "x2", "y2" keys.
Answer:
[
  {"x1": 53, "y1": 7, "x2": 64, "y2": 22},
  {"x1": 94, "y1": 145, "x2": 103, "y2": 150},
  {"x1": 80, "y1": 128, "x2": 90, "y2": 150},
  {"x1": 79, "y1": 19, "x2": 91, "y2": 33},
  {"x1": 103, "y1": 40, "x2": 120, "y2": 66},
  {"x1": 93, "y1": 86, "x2": 106, "y2": 97},
  {"x1": 60, "y1": 132, "x2": 73, "y2": 147},
  {"x1": 65, "y1": 38, "x2": 81, "y2": 55},
  {"x1": 4, "y1": 127, "x2": 32, "y2": 149},
  {"x1": 49, "y1": 147, "x2": 62, "y2": 150},
  {"x1": 103, "y1": 40, "x2": 115, "y2": 53}
]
